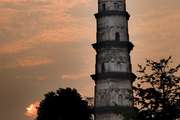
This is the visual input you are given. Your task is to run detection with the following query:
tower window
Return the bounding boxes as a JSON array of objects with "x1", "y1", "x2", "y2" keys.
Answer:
[
  {"x1": 101, "y1": 63, "x2": 105, "y2": 73},
  {"x1": 115, "y1": 32, "x2": 120, "y2": 41},
  {"x1": 102, "y1": 4, "x2": 106, "y2": 11},
  {"x1": 114, "y1": 3, "x2": 120, "y2": 9}
]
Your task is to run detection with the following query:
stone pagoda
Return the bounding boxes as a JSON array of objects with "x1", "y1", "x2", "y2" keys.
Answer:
[{"x1": 91, "y1": 0, "x2": 136, "y2": 120}]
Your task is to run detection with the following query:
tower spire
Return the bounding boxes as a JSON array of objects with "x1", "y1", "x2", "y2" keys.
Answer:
[{"x1": 91, "y1": 0, "x2": 136, "y2": 120}]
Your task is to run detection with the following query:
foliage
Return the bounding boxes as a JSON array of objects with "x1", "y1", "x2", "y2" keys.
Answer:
[
  {"x1": 133, "y1": 57, "x2": 180, "y2": 120},
  {"x1": 36, "y1": 88, "x2": 92, "y2": 120}
]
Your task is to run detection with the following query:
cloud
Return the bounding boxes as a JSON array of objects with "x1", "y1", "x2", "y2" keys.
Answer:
[
  {"x1": 25, "y1": 101, "x2": 39, "y2": 118},
  {"x1": 0, "y1": 1, "x2": 95, "y2": 120},
  {"x1": 16, "y1": 57, "x2": 53, "y2": 68},
  {"x1": 0, "y1": 0, "x2": 95, "y2": 55},
  {"x1": 61, "y1": 73, "x2": 87, "y2": 81},
  {"x1": 0, "y1": 56, "x2": 53, "y2": 70},
  {"x1": 0, "y1": 40, "x2": 31, "y2": 55},
  {"x1": 128, "y1": 2, "x2": 180, "y2": 71}
]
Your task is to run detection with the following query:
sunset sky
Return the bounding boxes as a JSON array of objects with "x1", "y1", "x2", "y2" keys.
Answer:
[{"x1": 0, "y1": 0, "x2": 180, "y2": 120}]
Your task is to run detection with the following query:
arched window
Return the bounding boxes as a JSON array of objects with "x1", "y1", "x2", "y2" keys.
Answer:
[
  {"x1": 115, "y1": 32, "x2": 120, "y2": 41},
  {"x1": 102, "y1": 4, "x2": 106, "y2": 11},
  {"x1": 114, "y1": 3, "x2": 120, "y2": 9},
  {"x1": 101, "y1": 63, "x2": 105, "y2": 73}
]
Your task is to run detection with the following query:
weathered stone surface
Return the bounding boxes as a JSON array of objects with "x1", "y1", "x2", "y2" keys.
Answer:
[
  {"x1": 97, "y1": 16, "x2": 128, "y2": 42},
  {"x1": 92, "y1": 0, "x2": 134, "y2": 120},
  {"x1": 96, "y1": 49, "x2": 130, "y2": 73},
  {"x1": 98, "y1": 0, "x2": 126, "y2": 12},
  {"x1": 96, "y1": 113, "x2": 124, "y2": 120},
  {"x1": 95, "y1": 87, "x2": 131, "y2": 106}
]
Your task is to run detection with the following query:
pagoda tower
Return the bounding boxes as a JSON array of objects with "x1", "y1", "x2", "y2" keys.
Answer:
[{"x1": 91, "y1": 0, "x2": 136, "y2": 120}]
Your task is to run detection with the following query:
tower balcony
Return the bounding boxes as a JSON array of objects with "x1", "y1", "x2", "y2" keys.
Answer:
[
  {"x1": 92, "y1": 41, "x2": 134, "y2": 53},
  {"x1": 95, "y1": 10, "x2": 130, "y2": 20},
  {"x1": 91, "y1": 72, "x2": 136, "y2": 83}
]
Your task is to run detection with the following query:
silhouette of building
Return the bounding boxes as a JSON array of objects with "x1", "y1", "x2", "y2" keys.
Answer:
[{"x1": 91, "y1": 0, "x2": 136, "y2": 120}]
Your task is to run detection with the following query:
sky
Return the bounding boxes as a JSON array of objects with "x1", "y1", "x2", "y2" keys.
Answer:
[{"x1": 0, "y1": 0, "x2": 179, "y2": 120}]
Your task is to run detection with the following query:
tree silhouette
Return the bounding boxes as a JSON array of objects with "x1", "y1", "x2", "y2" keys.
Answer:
[
  {"x1": 133, "y1": 57, "x2": 180, "y2": 120},
  {"x1": 36, "y1": 88, "x2": 92, "y2": 120}
]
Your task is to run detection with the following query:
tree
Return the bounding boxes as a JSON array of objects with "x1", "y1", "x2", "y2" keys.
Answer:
[
  {"x1": 37, "y1": 88, "x2": 92, "y2": 120},
  {"x1": 133, "y1": 57, "x2": 180, "y2": 120}
]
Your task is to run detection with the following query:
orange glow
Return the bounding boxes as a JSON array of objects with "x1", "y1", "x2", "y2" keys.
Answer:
[{"x1": 25, "y1": 101, "x2": 39, "y2": 118}]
